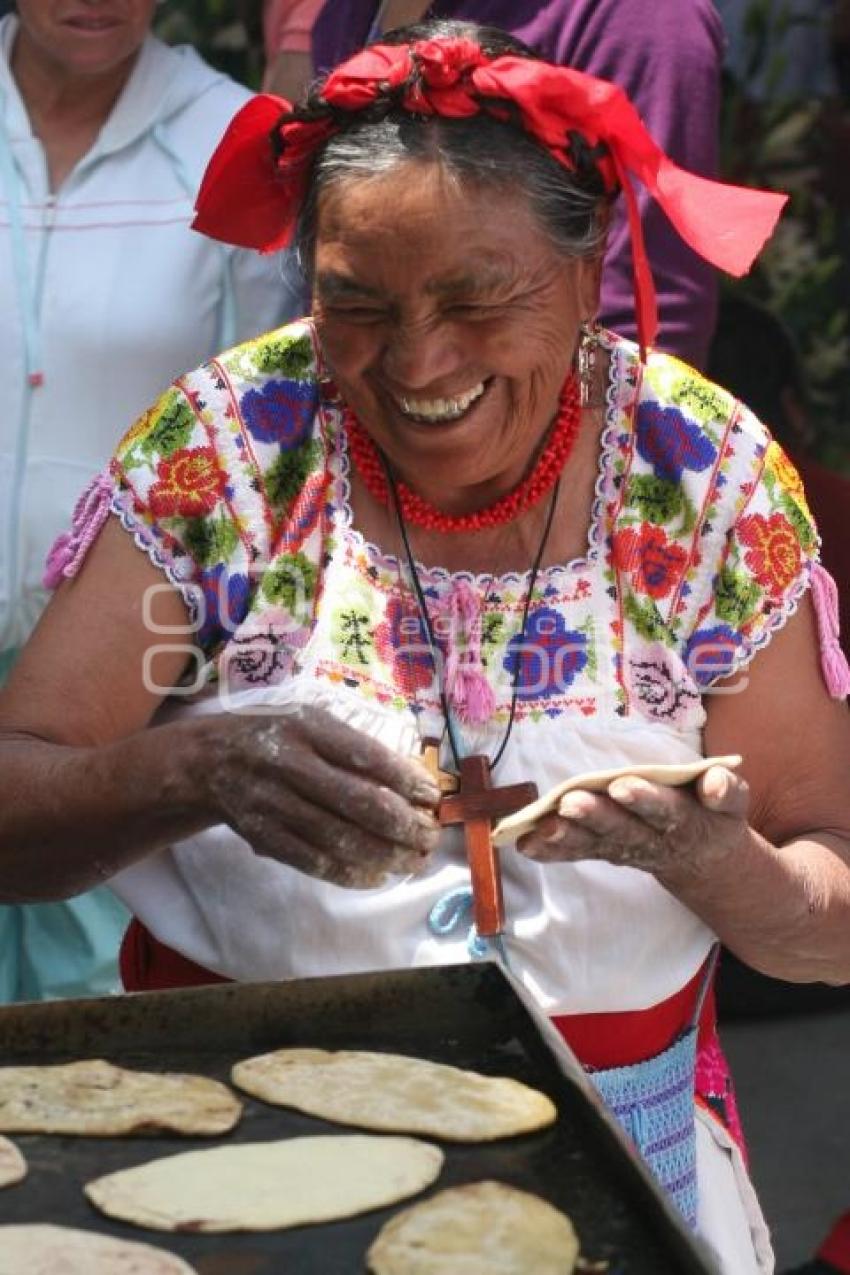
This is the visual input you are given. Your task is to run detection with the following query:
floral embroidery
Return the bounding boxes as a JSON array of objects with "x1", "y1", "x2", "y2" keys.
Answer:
[
  {"x1": 265, "y1": 439, "x2": 324, "y2": 513},
  {"x1": 241, "y1": 378, "x2": 316, "y2": 447},
  {"x1": 332, "y1": 601, "x2": 375, "y2": 667},
  {"x1": 148, "y1": 447, "x2": 227, "y2": 519},
  {"x1": 139, "y1": 391, "x2": 196, "y2": 459},
  {"x1": 635, "y1": 404, "x2": 717, "y2": 482},
  {"x1": 683, "y1": 625, "x2": 742, "y2": 687},
  {"x1": 612, "y1": 523, "x2": 688, "y2": 599},
  {"x1": 98, "y1": 322, "x2": 818, "y2": 717},
  {"x1": 629, "y1": 644, "x2": 701, "y2": 724},
  {"x1": 374, "y1": 592, "x2": 435, "y2": 696},
  {"x1": 503, "y1": 608, "x2": 588, "y2": 700},
  {"x1": 736, "y1": 512, "x2": 802, "y2": 599},
  {"x1": 220, "y1": 614, "x2": 305, "y2": 687},
  {"x1": 197, "y1": 564, "x2": 252, "y2": 648},
  {"x1": 260, "y1": 550, "x2": 318, "y2": 621},
  {"x1": 764, "y1": 440, "x2": 807, "y2": 509}
]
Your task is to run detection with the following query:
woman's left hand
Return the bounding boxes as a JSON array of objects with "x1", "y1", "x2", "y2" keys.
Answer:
[{"x1": 516, "y1": 765, "x2": 750, "y2": 885}]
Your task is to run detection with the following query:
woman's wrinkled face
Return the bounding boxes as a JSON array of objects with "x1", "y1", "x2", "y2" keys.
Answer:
[
  {"x1": 313, "y1": 162, "x2": 601, "y2": 507},
  {"x1": 15, "y1": 0, "x2": 156, "y2": 77}
]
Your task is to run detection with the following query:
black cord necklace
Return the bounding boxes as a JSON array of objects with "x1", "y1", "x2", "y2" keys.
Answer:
[{"x1": 382, "y1": 455, "x2": 562, "y2": 774}]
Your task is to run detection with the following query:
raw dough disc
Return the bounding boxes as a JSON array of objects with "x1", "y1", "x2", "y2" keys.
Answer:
[
  {"x1": 231, "y1": 1048, "x2": 556, "y2": 1141},
  {"x1": 0, "y1": 1136, "x2": 25, "y2": 1188},
  {"x1": 367, "y1": 1180, "x2": 580, "y2": 1274},
  {"x1": 0, "y1": 1224, "x2": 196, "y2": 1273},
  {"x1": 0, "y1": 1059, "x2": 241, "y2": 1136},
  {"x1": 85, "y1": 1135, "x2": 444, "y2": 1233},
  {"x1": 493, "y1": 754, "x2": 743, "y2": 844}
]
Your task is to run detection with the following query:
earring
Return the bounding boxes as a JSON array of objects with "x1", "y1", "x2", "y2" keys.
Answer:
[{"x1": 577, "y1": 321, "x2": 599, "y2": 408}]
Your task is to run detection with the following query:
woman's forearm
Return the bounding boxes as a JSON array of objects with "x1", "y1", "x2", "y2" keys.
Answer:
[
  {"x1": 659, "y1": 827, "x2": 850, "y2": 984},
  {"x1": 0, "y1": 720, "x2": 214, "y2": 902}
]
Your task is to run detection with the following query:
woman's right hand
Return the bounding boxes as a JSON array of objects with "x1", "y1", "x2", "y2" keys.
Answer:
[{"x1": 201, "y1": 705, "x2": 441, "y2": 888}]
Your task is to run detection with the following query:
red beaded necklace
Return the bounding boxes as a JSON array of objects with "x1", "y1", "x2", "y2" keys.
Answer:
[{"x1": 342, "y1": 373, "x2": 581, "y2": 533}]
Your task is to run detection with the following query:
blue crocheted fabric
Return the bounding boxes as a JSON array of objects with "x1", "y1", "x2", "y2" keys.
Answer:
[{"x1": 588, "y1": 1027, "x2": 699, "y2": 1227}]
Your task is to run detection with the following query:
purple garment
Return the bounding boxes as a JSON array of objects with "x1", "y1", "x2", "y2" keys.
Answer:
[{"x1": 311, "y1": 0, "x2": 723, "y2": 369}]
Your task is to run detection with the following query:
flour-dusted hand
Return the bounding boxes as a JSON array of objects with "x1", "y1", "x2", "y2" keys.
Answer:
[
  {"x1": 202, "y1": 706, "x2": 441, "y2": 888},
  {"x1": 516, "y1": 763, "x2": 750, "y2": 885}
]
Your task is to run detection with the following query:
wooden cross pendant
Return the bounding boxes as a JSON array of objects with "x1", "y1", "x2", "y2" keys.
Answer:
[{"x1": 438, "y1": 756, "x2": 537, "y2": 939}]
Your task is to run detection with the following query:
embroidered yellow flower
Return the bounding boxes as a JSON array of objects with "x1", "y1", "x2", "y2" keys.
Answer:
[{"x1": 765, "y1": 440, "x2": 812, "y2": 519}]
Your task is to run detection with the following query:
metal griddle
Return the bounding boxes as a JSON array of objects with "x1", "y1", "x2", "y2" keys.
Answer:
[{"x1": 0, "y1": 962, "x2": 719, "y2": 1274}]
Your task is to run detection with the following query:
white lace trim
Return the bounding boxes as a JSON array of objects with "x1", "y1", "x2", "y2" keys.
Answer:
[{"x1": 110, "y1": 487, "x2": 203, "y2": 625}]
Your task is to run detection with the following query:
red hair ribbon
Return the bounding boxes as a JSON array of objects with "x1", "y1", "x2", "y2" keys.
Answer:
[{"x1": 193, "y1": 36, "x2": 787, "y2": 357}]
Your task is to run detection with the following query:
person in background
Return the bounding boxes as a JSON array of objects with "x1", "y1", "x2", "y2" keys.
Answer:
[
  {"x1": 309, "y1": 0, "x2": 724, "y2": 370},
  {"x1": 262, "y1": 0, "x2": 324, "y2": 98},
  {"x1": 0, "y1": 0, "x2": 293, "y2": 1003}
]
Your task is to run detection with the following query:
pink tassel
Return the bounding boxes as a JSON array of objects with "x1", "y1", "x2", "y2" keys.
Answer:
[
  {"x1": 450, "y1": 655, "x2": 498, "y2": 726},
  {"x1": 43, "y1": 470, "x2": 114, "y2": 589},
  {"x1": 810, "y1": 562, "x2": 850, "y2": 699},
  {"x1": 437, "y1": 579, "x2": 496, "y2": 727}
]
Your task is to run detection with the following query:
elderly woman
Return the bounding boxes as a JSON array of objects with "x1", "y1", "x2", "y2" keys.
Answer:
[{"x1": 1, "y1": 20, "x2": 848, "y2": 1272}]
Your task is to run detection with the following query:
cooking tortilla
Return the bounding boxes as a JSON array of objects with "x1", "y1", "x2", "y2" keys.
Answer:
[
  {"x1": 0, "y1": 1224, "x2": 196, "y2": 1273},
  {"x1": 367, "y1": 1180, "x2": 580, "y2": 1274},
  {"x1": 0, "y1": 1136, "x2": 25, "y2": 1188},
  {"x1": 492, "y1": 754, "x2": 743, "y2": 844},
  {"x1": 85, "y1": 1135, "x2": 444, "y2": 1233},
  {"x1": 230, "y1": 1048, "x2": 556, "y2": 1141},
  {"x1": 0, "y1": 1059, "x2": 241, "y2": 1137}
]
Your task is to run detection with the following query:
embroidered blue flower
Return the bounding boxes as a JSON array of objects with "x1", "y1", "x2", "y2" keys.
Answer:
[
  {"x1": 683, "y1": 624, "x2": 741, "y2": 687},
  {"x1": 198, "y1": 563, "x2": 252, "y2": 647},
  {"x1": 240, "y1": 379, "x2": 316, "y2": 447},
  {"x1": 503, "y1": 607, "x2": 588, "y2": 700},
  {"x1": 636, "y1": 404, "x2": 716, "y2": 483}
]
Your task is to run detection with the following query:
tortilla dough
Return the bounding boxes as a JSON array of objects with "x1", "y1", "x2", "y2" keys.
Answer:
[
  {"x1": 0, "y1": 1224, "x2": 196, "y2": 1273},
  {"x1": 492, "y1": 754, "x2": 743, "y2": 844},
  {"x1": 0, "y1": 1059, "x2": 241, "y2": 1137},
  {"x1": 231, "y1": 1048, "x2": 556, "y2": 1141},
  {"x1": 367, "y1": 1180, "x2": 580, "y2": 1274},
  {"x1": 0, "y1": 1136, "x2": 25, "y2": 1188},
  {"x1": 85, "y1": 1135, "x2": 444, "y2": 1233}
]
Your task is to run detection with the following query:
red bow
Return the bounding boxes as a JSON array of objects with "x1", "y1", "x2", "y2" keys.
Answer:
[{"x1": 193, "y1": 37, "x2": 786, "y2": 357}]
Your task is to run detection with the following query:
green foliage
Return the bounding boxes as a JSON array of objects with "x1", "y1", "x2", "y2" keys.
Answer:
[
  {"x1": 154, "y1": 0, "x2": 263, "y2": 88},
  {"x1": 264, "y1": 439, "x2": 324, "y2": 510},
  {"x1": 719, "y1": 0, "x2": 850, "y2": 471},
  {"x1": 183, "y1": 510, "x2": 240, "y2": 567},
  {"x1": 715, "y1": 566, "x2": 762, "y2": 628},
  {"x1": 623, "y1": 592, "x2": 670, "y2": 643},
  {"x1": 141, "y1": 392, "x2": 195, "y2": 459},
  {"x1": 254, "y1": 334, "x2": 314, "y2": 379},
  {"x1": 261, "y1": 551, "x2": 319, "y2": 614}
]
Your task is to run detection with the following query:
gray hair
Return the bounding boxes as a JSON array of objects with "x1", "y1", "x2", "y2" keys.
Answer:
[{"x1": 294, "y1": 111, "x2": 611, "y2": 280}]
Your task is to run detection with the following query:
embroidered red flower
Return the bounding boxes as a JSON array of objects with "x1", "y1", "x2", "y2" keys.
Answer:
[
  {"x1": 612, "y1": 523, "x2": 688, "y2": 598},
  {"x1": 148, "y1": 447, "x2": 227, "y2": 519},
  {"x1": 737, "y1": 512, "x2": 801, "y2": 597}
]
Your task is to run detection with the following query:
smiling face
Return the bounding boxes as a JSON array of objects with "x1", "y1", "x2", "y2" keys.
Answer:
[
  {"x1": 14, "y1": 1, "x2": 157, "y2": 79},
  {"x1": 313, "y1": 162, "x2": 601, "y2": 511}
]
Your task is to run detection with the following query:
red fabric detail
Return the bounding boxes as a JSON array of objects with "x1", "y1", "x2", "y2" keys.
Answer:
[
  {"x1": 818, "y1": 1211, "x2": 850, "y2": 1273},
  {"x1": 120, "y1": 918, "x2": 230, "y2": 991},
  {"x1": 552, "y1": 959, "x2": 713, "y2": 1069},
  {"x1": 193, "y1": 37, "x2": 786, "y2": 353},
  {"x1": 192, "y1": 95, "x2": 334, "y2": 255}
]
